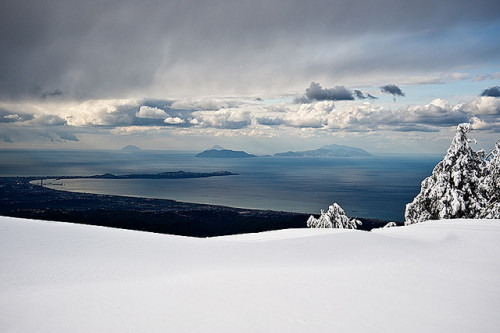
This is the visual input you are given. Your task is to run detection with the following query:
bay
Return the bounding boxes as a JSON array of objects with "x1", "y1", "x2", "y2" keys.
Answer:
[{"x1": 0, "y1": 149, "x2": 441, "y2": 221}]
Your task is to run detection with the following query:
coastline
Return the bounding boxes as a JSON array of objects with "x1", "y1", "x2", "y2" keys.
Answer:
[{"x1": 0, "y1": 177, "x2": 392, "y2": 237}]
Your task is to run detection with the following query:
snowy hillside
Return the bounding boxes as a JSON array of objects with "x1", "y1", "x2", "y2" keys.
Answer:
[{"x1": 1, "y1": 216, "x2": 499, "y2": 332}]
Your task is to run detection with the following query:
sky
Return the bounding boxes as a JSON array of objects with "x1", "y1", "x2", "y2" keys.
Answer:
[{"x1": 1, "y1": 0, "x2": 500, "y2": 154}]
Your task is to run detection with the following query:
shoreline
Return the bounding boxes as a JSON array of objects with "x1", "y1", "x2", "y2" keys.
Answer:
[{"x1": 0, "y1": 176, "x2": 393, "y2": 237}]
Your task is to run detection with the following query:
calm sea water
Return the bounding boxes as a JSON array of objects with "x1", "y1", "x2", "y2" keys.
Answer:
[{"x1": 0, "y1": 149, "x2": 442, "y2": 221}]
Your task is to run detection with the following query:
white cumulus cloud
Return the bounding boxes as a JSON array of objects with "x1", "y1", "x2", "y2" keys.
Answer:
[
  {"x1": 164, "y1": 117, "x2": 185, "y2": 124},
  {"x1": 463, "y1": 96, "x2": 500, "y2": 115},
  {"x1": 284, "y1": 101, "x2": 335, "y2": 128},
  {"x1": 191, "y1": 109, "x2": 252, "y2": 129},
  {"x1": 135, "y1": 106, "x2": 169, "y2": 119}
]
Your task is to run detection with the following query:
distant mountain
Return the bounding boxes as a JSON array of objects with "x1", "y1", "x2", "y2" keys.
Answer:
[
  {"x1": 275, "y1": 144, "x2": 371, "y2": 157},
  {"x1": 210, "y1": 145, "x2": 225, "y2": 150},
  {"x1": 196, "y1": 149, "x2": 257, "y2": 158},
  {"x1": 121, "y1": 145, "x2": 142, "y2": 152}
]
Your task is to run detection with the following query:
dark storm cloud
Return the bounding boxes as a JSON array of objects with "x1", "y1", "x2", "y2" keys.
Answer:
[
  {"x1": 1, "y1": 0, "x2": 499, "y2": 99},
  {"x1": 354, "y1": 90, "x2": 366, "y2": 99},
  {"x1": 481, "y1": 86, "x2": 500, "y2": 97},
  {"x1": 354, "y1": 90, "x2": 377, "y2": 100},
  {"x1": 381, "y1": 84, "x2": 405, "y2": 97},
  {"x1": 304, "y1": 82, "x2": 354, "y2": 101},
  {"x1": 298, "y1": 84, "x2": 377, "y2": 103}
]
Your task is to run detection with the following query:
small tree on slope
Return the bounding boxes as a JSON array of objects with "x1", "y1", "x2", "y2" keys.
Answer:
[
  {"x1": 405, "y1": 123, "x2": 487, "y2": 225},
  {"x1": 307, "y1": 202, "x2": 362, "y2": 229},
  {"x1": 481, "y1": 140, "x2": 500, "y2": 218}
]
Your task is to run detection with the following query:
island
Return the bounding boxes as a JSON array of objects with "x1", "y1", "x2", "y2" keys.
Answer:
[
  {"x1": 121, "y1": 145, "x2": 142, "y2": 152},
  {"x1": 275, "y1": 144, "x2": 372, "y2": 158},
  {"x1": 196, "y1": 149, "x2": 257, "y2": 158}
]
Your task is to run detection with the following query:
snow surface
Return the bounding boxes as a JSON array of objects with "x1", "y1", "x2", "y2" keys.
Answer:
[{"x1": 1, "y1": 216, "x2": 500, "y2": 332}]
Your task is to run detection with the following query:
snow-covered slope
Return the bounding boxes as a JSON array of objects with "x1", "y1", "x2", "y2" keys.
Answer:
[{"x1": 1, "y1": 216, "x2": 499, "y2": 332}]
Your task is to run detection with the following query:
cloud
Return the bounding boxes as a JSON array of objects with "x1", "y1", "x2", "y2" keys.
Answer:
[
  {"x1": 135, "y1": 106, "x2": 169, "y2": 119},
  {"x1": 470, "y1": 116, "x2": 497, "y2": 130},
  {"x1": 354, "y1": 90, "x2": 377, "y2": 100},
  {"x1": 1, "y1": 0, "x2": 499, "y2": 99},
  {"x1": 448, "y1": 72, "x2": 469, "y2": 81},
  {"x1": 256, "y1": 116, "x2": 284, "y2": 126},
  {"x1": 54, "y1": 131, "x2": 79, "y2": 142},
  {"x1": 323, "y1": 103, "x2": 389, "y2": 132},
  {"x1": 282, "y1": 101, "x2": 343, "y2": 129},
  {"x1": 389, "y1": 125, "x2": 440, "y2": 132},
  {"x1": 304, "y1": 82, "x2": 354, "y2": 102},
  {"x1": 164, "y1": 116, "x2": 185, "y2": 125},
  {"x1": 3, "y1": 93, "x2": 500, "y2": 147},
  {"x1": 463, "y1": 96, "x2": 500, "y2": 115},
  {"x1": 354, "y1": 90, "x2": 365, "y2": 99},
  {"x1": 2, "y1": 114, "x2": 23, "y2": 122},
  {"x1": 41, "y1": 89, "x2": 63, "y2": 98},
  {"x1": 63, "y1": 99, "x2": 139, "y2": 126},
  {"x1": 381, "y1": 84, "x2": 405, "y2": 97},
  {"x1": 62, "y1": 99, "x2": 190, "y2": 127},
  {"x1": 281, "y1": 97, "x2": 485, "y2": 132},
  {"x1": 110, "y1": 126, "x2": 163, "y2": 135},
  {"x1": 191, "y1": 109, "x2": 252, "y2": 129},
  {"x1": 391, "y1": 99, "x2": 469, "y2": 126},
  {"x1": 32, "y1": 114, "x2": 67, "y2": 126},
  {"x1": 0, "y1": 134, "x2": 14, "y2": 143},
  {"x1": 0, "y1": 109, "x2": 34, "y2": 123},
  {"x1": 170, "y1": 99, "x2": 241, "y2": 111},
  {"x1": 0, "y1": 125, "x2": 79, "y2": 143},
  {"x1": 472, "y1": 72, "x2": 500, "y2": 82},
  {"x1": 480, "y1": 86, "x2": 500, "y2": 97}
]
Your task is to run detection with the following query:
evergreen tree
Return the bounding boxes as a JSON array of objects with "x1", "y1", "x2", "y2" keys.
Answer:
[
  {"x1": 405, "y1": 123, "x2": 487, "y2": 225},
  {"x1": 481, "y1": 140, "x2": 500, "y2": 218},
  {"x1": 307, "y1": 202, "x2": 362, "y2": 229}
]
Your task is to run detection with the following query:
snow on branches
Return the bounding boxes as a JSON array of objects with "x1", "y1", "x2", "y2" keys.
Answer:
[
  {"x1": 405, "y1": 123, "x2": 500, "y2": 224},
  {"x1": 307, "y1": 203, "x2": 362, "y2": 229},
  {"x1": 481, "y1": 140, "x2": 500, "y2": 218}
]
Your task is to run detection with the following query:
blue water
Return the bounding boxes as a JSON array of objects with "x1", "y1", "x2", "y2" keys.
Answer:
[{"x1": 0, "y1": 149, "x2": 442, "y2": 221}]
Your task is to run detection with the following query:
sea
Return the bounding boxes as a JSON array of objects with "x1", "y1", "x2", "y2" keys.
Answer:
[{"x1": 0, "y1": 149, "x2": 443, "y2": 222}]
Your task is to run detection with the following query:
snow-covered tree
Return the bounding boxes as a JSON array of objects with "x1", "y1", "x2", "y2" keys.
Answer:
[
  {"x1": 481, "y1": 140, "x2": 500, "y2": 218},
  {"x1": 405, "y1": 123, "x2": 487, "y2": 225},
  {"x1": 481, "y1": 202, "x2": 500, "y2": 219},
  {"x1": 307, "y1": 202, "x2": 362, "y2": 229}
]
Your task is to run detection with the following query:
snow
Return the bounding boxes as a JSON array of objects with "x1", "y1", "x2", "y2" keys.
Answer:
[{"x1": 1, "y1": 216, "x2": 500, "y2": 332}]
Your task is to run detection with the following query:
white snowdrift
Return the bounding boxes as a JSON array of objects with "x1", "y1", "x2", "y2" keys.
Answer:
[{"x1": 1, "y1": 216, "x2": 499, "y2": 332}]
